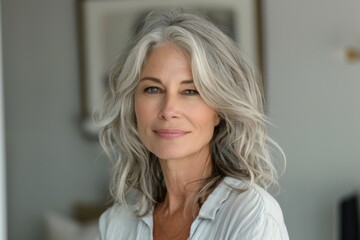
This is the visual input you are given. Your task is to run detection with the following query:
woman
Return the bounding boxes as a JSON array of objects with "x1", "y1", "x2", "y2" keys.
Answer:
[{"x1": 95, "y1": 9, "x2": 289, "y2": 240}]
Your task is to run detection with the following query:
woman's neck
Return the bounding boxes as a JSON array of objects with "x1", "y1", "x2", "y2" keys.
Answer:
[{"x1": 158, "y1": 151, "x2": 212, "y2": 214}]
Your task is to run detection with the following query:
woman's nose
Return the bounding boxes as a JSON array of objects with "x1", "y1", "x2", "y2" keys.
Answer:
[{"x1": 158, "y1": 94, "x2": 181, "y2": 120}]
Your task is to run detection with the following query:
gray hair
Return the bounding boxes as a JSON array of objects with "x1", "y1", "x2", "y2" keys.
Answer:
[{"x1": 95, "y1": 9, "x2": 284, "y2": 216}]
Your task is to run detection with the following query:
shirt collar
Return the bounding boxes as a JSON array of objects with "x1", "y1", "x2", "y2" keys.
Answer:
[
  {"x1": 198, "y1": 177, "x2": 246, "y2": 221},
  {"x1": 140, "y1": 177, "x2": 246, "y2": 224},
  {"x1": 141, "y1": 209, "x2": 154, "y2": 231}
]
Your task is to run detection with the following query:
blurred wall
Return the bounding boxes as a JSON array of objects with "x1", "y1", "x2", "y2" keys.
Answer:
[
  {"x1": 265, "y1": 1, "x2": 360, "y2": 240},
  {"x1": 0, "y1": 0, "x2": 8, "y2": 239},
  {"x1": 1, "y1": 0, "x2": 110, "y2": 240}
]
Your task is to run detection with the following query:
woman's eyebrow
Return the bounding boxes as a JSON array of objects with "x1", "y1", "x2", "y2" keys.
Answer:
[
  {"x1": 139, "y1": 77, "x2": 194, "y2": 85},
  {"x1": 139, "y1": 77, "x2": 161, "y2": 83},
  {"x1": 181, "y1": 80, "x2": 194, "y2": 85}
]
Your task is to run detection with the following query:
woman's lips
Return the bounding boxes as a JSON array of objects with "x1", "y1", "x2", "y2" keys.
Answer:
[{"x1": 153, "y1": 129, "x2": 189, "y2": 139}]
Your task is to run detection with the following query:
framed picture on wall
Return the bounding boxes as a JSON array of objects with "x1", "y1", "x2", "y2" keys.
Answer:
[{"x1": 77, "y1": 0, "x2": 263, "y2": 137}]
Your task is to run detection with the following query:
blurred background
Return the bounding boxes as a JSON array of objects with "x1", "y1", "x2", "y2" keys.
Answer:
[{"x1": 1, "y1": 0, "x2": 360, "y2": 240}]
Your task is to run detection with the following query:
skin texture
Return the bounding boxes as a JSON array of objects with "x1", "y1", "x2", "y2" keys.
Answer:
[
  {"x1": 135, "y1": 44, "x2": 219, "y2": 163},
  {"x1": 134, "y1": 43, "x2": 220, "y2": 239}
]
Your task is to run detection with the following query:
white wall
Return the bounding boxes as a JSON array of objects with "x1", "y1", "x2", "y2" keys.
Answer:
[
  {"x1": 2, "y1": 0, "x2": 110, "y2": 239},
  {"x1": 265, "y1": 1, "x2": 360, "y2": 239},
  {"x1": 0, "y1": 0, "x2": 8, "y2": 239}
]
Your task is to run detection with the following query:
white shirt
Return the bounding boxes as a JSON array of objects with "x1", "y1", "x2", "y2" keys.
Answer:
[{"x1": 98, "y1": 177, "x2": 289, "y2": 240}]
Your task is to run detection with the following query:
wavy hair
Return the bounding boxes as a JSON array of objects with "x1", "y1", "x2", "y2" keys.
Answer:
[{"x1": 94, "y1": 9, "x2": 285, "y2": 216}]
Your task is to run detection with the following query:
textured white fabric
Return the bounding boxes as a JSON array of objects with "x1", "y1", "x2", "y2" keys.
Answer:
[{"x1": 98, "y1": 177, "x2": 289, "y2": 240}]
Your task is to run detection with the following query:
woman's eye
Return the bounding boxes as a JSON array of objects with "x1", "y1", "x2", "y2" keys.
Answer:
[
  {"x1": 183, "y1": 89, "x2": 199, "y2": 96},
  {"x1": 144, "y1": 87, "x2": 162, "y2": 94}
]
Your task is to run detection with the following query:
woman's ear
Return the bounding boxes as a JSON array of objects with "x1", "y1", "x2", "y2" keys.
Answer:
[{"x1": 214, "y1": 113, "x2": 221, "y2": 127}]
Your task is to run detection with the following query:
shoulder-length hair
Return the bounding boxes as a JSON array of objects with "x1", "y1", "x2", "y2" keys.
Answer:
[{"x1": 95, "y1": 9, "x2": 284, "y2": 216}]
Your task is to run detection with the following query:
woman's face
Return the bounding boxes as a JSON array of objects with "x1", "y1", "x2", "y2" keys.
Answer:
[{"x1": 134, "y1": 43, "x2": 220, "y2": 161}]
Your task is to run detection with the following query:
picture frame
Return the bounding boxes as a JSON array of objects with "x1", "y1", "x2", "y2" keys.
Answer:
[{"x1": 77, "y1": 0, "x2": 263, "y2": 137}]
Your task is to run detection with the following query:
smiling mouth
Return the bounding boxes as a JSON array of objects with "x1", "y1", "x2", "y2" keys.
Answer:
[{"x1": 153, "y1": 129, "x2": 189, "y2": 139}]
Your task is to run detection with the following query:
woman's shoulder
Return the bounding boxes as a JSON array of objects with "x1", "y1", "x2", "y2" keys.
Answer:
[
  {"x1": 100, "y1": 203, "x2": 130, "y2": 219},
  {"x1": 99, "y1": 203, "x2": 136, "y2": 231},
  {"x1": 222, "y1": 177, "x2": 283, "y2": 218},
  {"x1": 98, "y1": 202, "x2": 152, "y2": 240},
  {"x1": 215, "y1": 177, "x2": 289, "y2": 239},
  {"x1": 100, "y1": 188, "x2": 143, "y2": 221},
  {"x1": 98, "y1": 191, "x2": 148, "y2": 239}
]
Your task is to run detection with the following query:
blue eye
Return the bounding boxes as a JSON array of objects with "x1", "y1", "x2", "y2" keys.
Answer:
[
  {"x1": 144, "y1": 87, "x2": 162, "y2": 94},
  {"x1": 183, "y1": 89, "x2": 199, "y2": 96}
]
